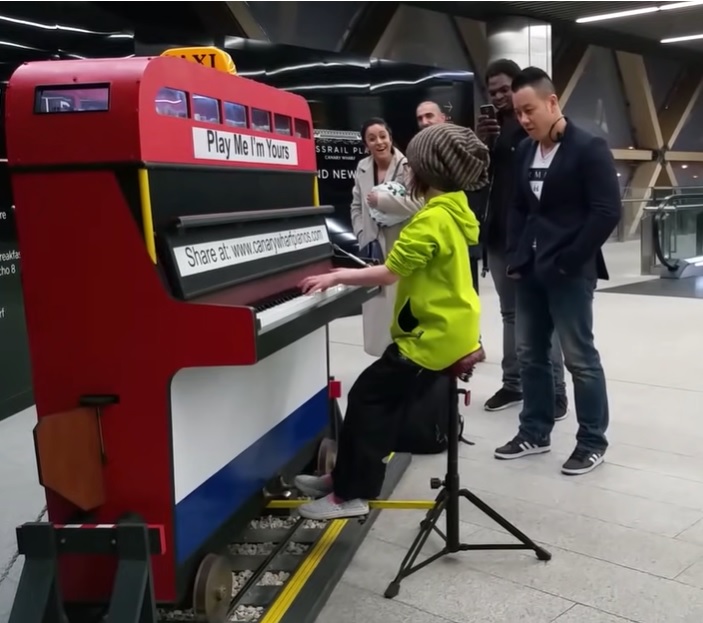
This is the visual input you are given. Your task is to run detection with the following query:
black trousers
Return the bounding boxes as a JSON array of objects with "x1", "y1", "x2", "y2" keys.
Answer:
[
  {"x1": 470, "y1": 257, "x2": 480, "y2": 294},
  {"x1": 332, "y1": 344, "x2": 439, "y2": 500}
]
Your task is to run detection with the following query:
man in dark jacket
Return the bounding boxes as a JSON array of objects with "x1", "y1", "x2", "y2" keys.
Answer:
[
  {"x1": 477, "y1": 59, "x2": 567, "y2": 417},
  {"x1": 494, "y1": 67, "x2": 621, "y2": 476}
]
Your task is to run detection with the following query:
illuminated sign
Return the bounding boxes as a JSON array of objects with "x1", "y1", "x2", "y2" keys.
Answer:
[{"x1": 160, "y1": 46, "x2": 237, "y2": 75}]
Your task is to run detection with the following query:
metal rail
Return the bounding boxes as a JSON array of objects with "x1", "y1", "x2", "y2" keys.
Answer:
[
  {"x1": 641, "y1": 193, "x2": 703, "y2": 275},
  {"x1": 160, "y1": 514, "x2": 328, "y2": 623}
]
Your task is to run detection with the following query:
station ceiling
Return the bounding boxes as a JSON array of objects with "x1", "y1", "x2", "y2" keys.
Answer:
[{"x1": 409, "y1": 1, "x2": 703, "y2": 59}]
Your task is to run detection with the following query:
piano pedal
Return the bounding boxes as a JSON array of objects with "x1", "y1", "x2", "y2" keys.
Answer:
[{"x1": 263, "y1": 475, "x2": 297, "y2": 515}]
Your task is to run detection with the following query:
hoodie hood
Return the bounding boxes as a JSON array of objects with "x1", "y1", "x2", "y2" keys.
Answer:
[{"x1": 425, "y1": 191, "x2": 480, "y2": 246}]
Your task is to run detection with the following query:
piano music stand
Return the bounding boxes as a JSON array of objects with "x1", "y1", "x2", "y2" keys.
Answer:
[
  {"x1": 383, "y1": 354, "x2": 552, "y2": 599},
  {"x1": 331, "y1": 243, "x2": 380, "y2": 268}
]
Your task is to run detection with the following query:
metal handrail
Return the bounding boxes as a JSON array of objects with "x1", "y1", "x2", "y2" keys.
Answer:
[
  {"x1": 643, "y1": 202, "x2": 703, "y2": 213},
  {"x1": 647, "y1": 194, "x2": 703, "y2": 272}
]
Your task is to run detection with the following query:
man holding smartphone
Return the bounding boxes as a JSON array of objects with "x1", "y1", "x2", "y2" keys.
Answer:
[{"x1": 476, "y1": 59, "x2": 568, "y2": 419}]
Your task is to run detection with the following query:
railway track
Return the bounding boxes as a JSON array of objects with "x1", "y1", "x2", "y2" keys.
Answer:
[
  {"x1": 155, "y1": 454, "x2": 412, "y2": 623},
  {"x1": 159, "y1": 514, "x2": 329, "y2": 623}
]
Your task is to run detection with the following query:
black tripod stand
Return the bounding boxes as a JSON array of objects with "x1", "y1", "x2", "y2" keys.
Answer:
[{"x1": 384, "y1": 363, "x2": 552, "y2": 599}]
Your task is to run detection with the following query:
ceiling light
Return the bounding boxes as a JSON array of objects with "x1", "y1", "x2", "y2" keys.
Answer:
[
  {"x1": 662, "y1": 32, "x2": 703, "y2": 43},
  {"x1": 660, "y1": 0, "x2": 703, "y2": 10},
  {"x1": 576, "y1": 7, "x2": 659, "y2": 23},
  {"x1": 577, "y1": 1, "x2": 703, "y2": 24}
]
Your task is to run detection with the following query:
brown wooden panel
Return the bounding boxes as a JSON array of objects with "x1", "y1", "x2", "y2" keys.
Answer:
[{"x1": 34, "y1": 407, "x2": 105, "y2": 511}]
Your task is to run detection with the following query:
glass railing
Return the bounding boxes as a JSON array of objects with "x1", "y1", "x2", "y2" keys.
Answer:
[
  {"x1": 640, "y1": 192, "x2": 703, "y2": 275},
  {"x1": 650, "y1": 186, "x2": 703, "y2": 201}
]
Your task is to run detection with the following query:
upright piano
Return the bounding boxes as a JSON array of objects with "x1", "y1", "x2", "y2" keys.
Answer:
[{"x1": 5, "y1": 48, "x2": 378, "y2": 608}]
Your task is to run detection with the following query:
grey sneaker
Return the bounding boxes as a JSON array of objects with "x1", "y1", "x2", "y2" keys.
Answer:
[
  {"x1": 298, "y1": 494, "x2": 369, "y2": 520},
  {"x1": 294, "y1": 474, "x2": 333, "y2": 499}
]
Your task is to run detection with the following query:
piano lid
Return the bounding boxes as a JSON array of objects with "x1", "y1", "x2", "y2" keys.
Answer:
[{"x1": 158, "y1": 205, "x2": 335, "y2": 301}]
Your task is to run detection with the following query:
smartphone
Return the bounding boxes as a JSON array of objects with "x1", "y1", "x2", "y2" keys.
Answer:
[{"x1": 479, "y1": 104, "x2": 496, "y2": 119}]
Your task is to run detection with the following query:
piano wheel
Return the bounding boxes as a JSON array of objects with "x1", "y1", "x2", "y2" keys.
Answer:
[
  {"x1": 317, "y1": 437, "x2": 338, "y2": 475},
  {"x1": 192, "y1": 553, "x2": 233, "y2": 623}
]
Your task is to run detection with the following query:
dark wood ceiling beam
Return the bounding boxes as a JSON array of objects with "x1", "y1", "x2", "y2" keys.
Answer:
[
  {"x1": 659, "y1": 66, "x2": 703, "y2": 148},
  {"x1": 553, "y1": 38, "x2": 589, "y2": 101},
  {"x1": 403, "y1": 1, "x2": 703, "y2": 63},
  {"x1": 337, "y1": 2, "x2": 400, "y2": 55},
  {"x1": 189, "y1": 1, "x2": 269, "y2": 41},
  {"x1": 615, "y1": 50, "x2": 662, "y2": 150},
  {"x1": 452, "y1": 16, "x2": 487, "y2": 83}
]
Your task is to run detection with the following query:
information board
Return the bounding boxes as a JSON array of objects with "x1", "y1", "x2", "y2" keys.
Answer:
[
  {"x1": 314, "y1": 128, "x2": 364, "y2": 228},
  {"x1": 0, "y1": 165, "x2": 32, "y2": 421}
]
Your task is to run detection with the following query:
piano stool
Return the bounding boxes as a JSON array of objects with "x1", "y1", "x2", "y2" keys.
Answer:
[{"x1": 266, "y1": 349, "x2": 552, "y2": 598}]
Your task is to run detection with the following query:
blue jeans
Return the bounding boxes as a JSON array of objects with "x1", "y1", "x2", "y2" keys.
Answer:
[
  {"x1": 515, "y1": 273, "x2": 609, "y2": 452},
  {"x1": 488, "y1": 250, "x2": 566, "y2": 396}
]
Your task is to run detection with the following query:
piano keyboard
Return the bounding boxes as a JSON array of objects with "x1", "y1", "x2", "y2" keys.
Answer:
[
  {"x1": 256, "y1": 284, "x2": 357, "y2": 334},
  {"x1": 157, "y1": 205, "x2": 381, "y2": 359}
]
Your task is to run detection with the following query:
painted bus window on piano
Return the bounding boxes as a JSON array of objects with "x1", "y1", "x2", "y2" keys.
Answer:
[
  {"x1": 251, "y1": 107, "x2": 271, "y2": 132},
  {"x1": 223, "y1": 101, "x2": 247, "y2": 128},
  {"x1": 193, "y1": 94, "x2": 220, "y2": 124},
  {"x1": 35, "y1": 85, "x2": 109, "y2": 114},
  {"x1": 294, "y1": 118, "x2": 311, "y2": 139},
  {"x1": 155, "y1": 87, "x2": 188, "y2": 119},
  {"x1": 274, "y1": 113, "x2": 292, "y2": 136}
]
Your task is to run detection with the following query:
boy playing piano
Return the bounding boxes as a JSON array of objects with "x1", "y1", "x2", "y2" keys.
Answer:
[{"x1": 295, "y1": 123, "x2": 490, "y2": 520}]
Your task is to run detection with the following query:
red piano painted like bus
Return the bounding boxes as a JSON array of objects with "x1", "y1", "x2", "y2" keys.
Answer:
[{"x1": 5, "y1": 47, "x2": 377, "y2": 620}]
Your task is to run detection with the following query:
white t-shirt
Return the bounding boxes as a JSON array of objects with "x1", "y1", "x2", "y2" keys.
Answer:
[
  {"x1": 528, "y1": 143, "x2": 560, "y2": 249},
  {"x1": 528, "y1": 143, "x2": 560, "y2": 200}
]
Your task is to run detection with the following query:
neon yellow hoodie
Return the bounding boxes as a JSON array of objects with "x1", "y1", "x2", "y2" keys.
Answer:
[{"x1": 385, "y1": 191, "x2": 481, "y2": 371}]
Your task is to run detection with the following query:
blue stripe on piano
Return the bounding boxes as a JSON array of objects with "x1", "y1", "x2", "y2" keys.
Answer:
[{"x1": 174, "y1": 387, "x2": 329, "y2": 563}]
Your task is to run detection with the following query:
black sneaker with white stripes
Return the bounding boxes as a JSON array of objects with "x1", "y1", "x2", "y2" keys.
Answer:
[
  {"x1": 485, "y1": 388, "x2": 523, "y2": 412},
  {"x1": 561, "y1": 448, "x2": 605, "y2": 475},
  {"x1": 494, "y1": 435, "x2": 551, "y2": 460}
]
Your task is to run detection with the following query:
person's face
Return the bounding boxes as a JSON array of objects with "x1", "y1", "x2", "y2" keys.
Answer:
[
  {"x1": 364, "y1": 123, "x2": 392, "y2": 158},
  {"x1": 487, "y1": 73, "x2": 513, "y2": 112},
  {"x1": 512, "y1": 86, "x2": 559, "y2": 141},
  {"x1": 416, "y1": 103, "x2": 446, "y2": 129}
]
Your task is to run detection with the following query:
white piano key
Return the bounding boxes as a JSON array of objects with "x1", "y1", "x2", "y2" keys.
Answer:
[{"x1": 256, "y1": 284, "x2": 356, "y2": 334}]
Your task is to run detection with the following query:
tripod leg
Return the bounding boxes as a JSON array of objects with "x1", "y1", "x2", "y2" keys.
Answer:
[
  {"x1": 444, "y1": 377, "x2": 462, "y2": 551},
  {"x1": 459, "y1": 488, "x2": 551, "y2": 560},
  {"x1": 384, "y1": 497, "x2": 447, "y2": 599},
  {"x1": 420, "y1": 489, "x2": 447, "y2": 538}
]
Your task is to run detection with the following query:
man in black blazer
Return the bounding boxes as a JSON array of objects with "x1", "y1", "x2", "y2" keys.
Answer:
[{"x1": 493, "y1": 67, "x2": 621, "y2": 476}]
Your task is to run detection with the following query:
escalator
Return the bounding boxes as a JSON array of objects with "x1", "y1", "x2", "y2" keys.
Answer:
[{"x1": 642, "y1": 192, "x2": 703, "y2": 279}]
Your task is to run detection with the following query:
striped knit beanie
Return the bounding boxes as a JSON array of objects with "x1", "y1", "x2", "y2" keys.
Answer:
[{"x1": 406, "y1": 123, "x2": 490, "y2": 193}]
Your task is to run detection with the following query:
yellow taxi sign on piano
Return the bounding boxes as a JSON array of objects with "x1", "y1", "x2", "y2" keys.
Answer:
[{"x1": 160, "y1": 46, "x2": 236, "y2": 75}]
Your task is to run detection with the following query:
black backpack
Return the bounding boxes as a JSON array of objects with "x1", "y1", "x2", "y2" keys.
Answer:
[{"x1": 395, "y1": 374, "x2": 471, "y2": 454}]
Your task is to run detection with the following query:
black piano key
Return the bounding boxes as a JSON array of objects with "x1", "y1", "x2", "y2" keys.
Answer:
[{"x1": 251, "y1": 287, "x2": 303, "y2": 313}]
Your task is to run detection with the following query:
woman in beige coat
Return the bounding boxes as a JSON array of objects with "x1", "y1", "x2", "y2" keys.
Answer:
[{"x1": 350, "y1": 118, "x2": 423, "y2": 357}]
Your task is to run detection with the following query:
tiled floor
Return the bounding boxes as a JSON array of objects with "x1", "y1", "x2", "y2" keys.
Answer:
[{"x1": 315, "y1": 240, "x2": 703, "y2": 623}]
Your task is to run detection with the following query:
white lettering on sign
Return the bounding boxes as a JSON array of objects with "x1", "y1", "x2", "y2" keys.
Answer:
[
  {"x1": 192, "y1": 127, "x2": 299, "y2": 166},
  {"x1": 174, "y1": 225, "x2": 329, "y2": 277}
]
